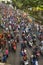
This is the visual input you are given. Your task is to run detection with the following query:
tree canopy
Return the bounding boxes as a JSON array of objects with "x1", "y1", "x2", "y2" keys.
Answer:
[
  {"x1": 12, "y1": 0, "x2": 43, "y2": 9},
  {"x1": 11, "y1": 0, "x2": 43, "y2": 24}
]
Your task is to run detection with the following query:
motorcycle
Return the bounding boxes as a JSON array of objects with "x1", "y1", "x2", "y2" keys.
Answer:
[{"x1": 24, "y1": 60, "x2": 29, "y2": 65}]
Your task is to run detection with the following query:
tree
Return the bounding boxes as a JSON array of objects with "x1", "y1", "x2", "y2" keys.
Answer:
[
  {"x1": 12, "y1": 0, "x2": 23, "y2": 9},
  {"x1": 12, "y1": 0, "x2": 43, "y2": 9}
]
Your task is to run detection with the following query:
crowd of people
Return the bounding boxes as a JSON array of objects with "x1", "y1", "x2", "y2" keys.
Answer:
[
  {"x1": 0, "y1": 2, "x2": 19, "y2": 63},
  {"x1": 0, "y1": 3, "x2": 43, "y2": 65}
]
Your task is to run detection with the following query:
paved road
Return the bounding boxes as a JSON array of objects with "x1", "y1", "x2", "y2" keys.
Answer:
[
  {"x1": 1, "y1": 26, "x2": 43, "y2": 65},
  {"x1": 7, "y1": 27, "x2": 43, "y2": 65},
  {"x1": 7, "y1": 30, "x2": 23, "y2": 65},
  {"x1": 7, "y1": 43, "x2": 20, "y2": 65},
  {"x1": 7, "y1": 34, "x2": 21, "y2": 65},
  {"x1": 31, "y1": 26, "x2": 43, "y2": 65},
  {"x1": 0, "y1": 25, "x2": 43, "y2": 65}
]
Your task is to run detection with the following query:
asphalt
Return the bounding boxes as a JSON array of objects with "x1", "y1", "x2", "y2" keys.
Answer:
[
  {"x1": 2, "y1": 27, "x2": 43, "y2": 65},
  {"x1": 0, "y1": 3, "x2": 43, "y2": 65}
]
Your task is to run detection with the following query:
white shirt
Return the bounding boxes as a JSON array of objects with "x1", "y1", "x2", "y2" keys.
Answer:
[
  {"x1": 41, "y1": 41, "x2": 43, "y2": 45},
  {"x1": 9, "y1": 25, "x2": 12, "y2": 30},
  {"x1": 35, "y1": 61, "x2": 38, "y2": 65},
  {"x1": 6, "y1": 27, "x2": 8, "y2": 31}
]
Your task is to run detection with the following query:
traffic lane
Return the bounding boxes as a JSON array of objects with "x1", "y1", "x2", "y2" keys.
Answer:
[
  {"x1": 31, "y1": 27, "x2": 43, "y2": 65},
  {"x1": 7, "y1": 28, "x2": 43, "y2": 65},
  {"x1": 7, "y1": 42, "x2": 21, "y2": 65},
  {"x1": 26, "y1": 45, "x2": 43, "y2": 65},
  {"x1": 7, "y1": 32, "x2": 21, "y2": 65},
  {"x1": 39, "y1": 56, "x2": 43, "y2": 65},
  {"x1": 24, "y1": 26, "x2": 43, "y2": 65},
  {"x1": 7, "y1": 52, "x2": 15, "y2": 65}
]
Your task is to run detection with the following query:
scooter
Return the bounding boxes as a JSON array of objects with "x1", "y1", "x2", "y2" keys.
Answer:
[
  {"x1": 24, "y1": 60, "x2": 29, "y2": 65},
  {"x1": 29, "y1": 41, "x2": 33, "y2": 47}
]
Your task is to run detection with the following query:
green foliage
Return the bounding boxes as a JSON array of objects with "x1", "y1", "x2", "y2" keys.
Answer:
[
  {"x1": 11, "y1": 0, "x2": 43, "y2": 24},
  {"x1": 12, "y1": 0, "x2": 43, "y2": 9},
  {"x1": 7, "y1": 1, "x2": 11, "y2": 4},
  {"x1": 12, "y1": 0, "x2": 23, "y2": 8}
]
